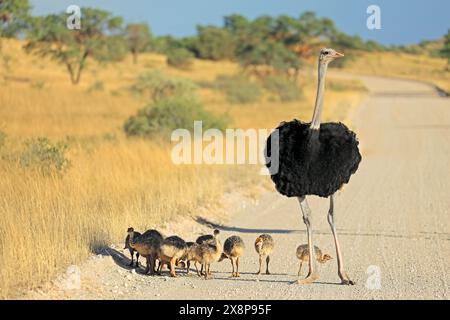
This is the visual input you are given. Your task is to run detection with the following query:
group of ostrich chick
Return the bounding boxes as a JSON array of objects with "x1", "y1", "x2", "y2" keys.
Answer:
[
  {"x1": 125, "y1": 228, "x2": 332, "y2": 281},
  {"x1": 126, "y1": 48, "x2": 361, "y2": 285}
]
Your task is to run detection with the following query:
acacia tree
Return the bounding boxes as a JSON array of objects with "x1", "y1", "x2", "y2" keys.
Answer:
[
  {"x1": 239, "y1": 41, "x2": 300, "y2": 79},
  {"x1": 125, "y1": 23, "x2": 151, "y2": 64},
  {"x1": 25, "y1": 8, "x2": 125, "y2": 84},
  {"x1": 0, "y1": 0, "x2": 30, "y2": 38},
  {"x1": 194, "y1": 25, "x2": 236, "y2": 60},
  {"x1": 0, "y1": 0, "x2": 30, "y2": 58}
]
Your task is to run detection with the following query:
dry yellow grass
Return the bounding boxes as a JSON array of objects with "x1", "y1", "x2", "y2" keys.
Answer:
[
  {"x1": 0, "y1": 38, "x2": 363, "y2": 298},
  {"x1": 344, "y1": 51, "x2": 450, "y2": 93}
]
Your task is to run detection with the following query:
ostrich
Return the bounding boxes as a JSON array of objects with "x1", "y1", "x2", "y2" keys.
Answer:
[
  {"x1": 219, "y1": 235, "x2": 245, "y2": 278},
  {"x1": 265, "y1": 48, "x2": 361, "y2": 285}
]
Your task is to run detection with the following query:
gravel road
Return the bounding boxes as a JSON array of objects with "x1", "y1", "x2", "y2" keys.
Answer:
[{"x1": 26, "y1": 74, "x2": 450, "y2": 300}]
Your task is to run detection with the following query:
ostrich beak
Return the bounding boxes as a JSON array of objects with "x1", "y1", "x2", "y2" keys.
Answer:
[{"x1": 332, "y1": 51, "x2": 344, "y2": 58}]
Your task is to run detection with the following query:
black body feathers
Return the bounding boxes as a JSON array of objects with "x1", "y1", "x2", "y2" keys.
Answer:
[{"x1": 265, "y1": 120, "x2": 361, "y2": 198}]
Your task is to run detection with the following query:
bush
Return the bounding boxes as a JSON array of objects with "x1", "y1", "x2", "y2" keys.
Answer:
[
  {"x1": 214, "y1": 74, "x2": 262, "y2": 104},
  {"x1": 167, "y1": 48, "x2": 194, "y2": 69},
  {"x1": 19, "y1": 137, "x2": 70, "y2": 175},
  {"x1": 124, "y1": 96, "x2": 228, "y2": 137},
  {"x1": 262, "y1": 76, "x2": 303, "y2": 102},
  {"x1": 130, "y1": 70, "x2": 197, "y2": 102}
]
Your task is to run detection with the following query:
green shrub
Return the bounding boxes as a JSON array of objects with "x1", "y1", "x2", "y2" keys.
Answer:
[
  {"x1": 167, "y1": 48, "x2": 194, "y2": 69},
  {"x1": 19, "y1": 137, "x2": 70, "y2": 175},
  {"x1": 214, "y1": 74, "x2": 262, "y2": 104},
  {"x1": 124, "y1": 96, "x2": 228, "y2": 137},
  {"x1": 130, "y1": 70, "x2": 197, "y2": 102},
  {"x1": 262, "y1": 76, "x2": 303, "y2": 102}
]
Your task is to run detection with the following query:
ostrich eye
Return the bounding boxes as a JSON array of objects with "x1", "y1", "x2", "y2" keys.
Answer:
[{"x1": 323, "y1": 51, "x2": 329, "y2": 55}]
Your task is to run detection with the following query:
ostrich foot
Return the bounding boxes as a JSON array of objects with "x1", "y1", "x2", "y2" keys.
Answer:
[
  {"x1": 339, "y1": 273, "x2": 355, "y2": 285},
  {"x1": 297, "y1": 272, "x2": 319, "y2": 285},
  {"x1": 255, "y1": 271, "x2": 261, "y2": 275},
  {"x1": 341, "y1": 279, "x2": 355, "y2": 285}
]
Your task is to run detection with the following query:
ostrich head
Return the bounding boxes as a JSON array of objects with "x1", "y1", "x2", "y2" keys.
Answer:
[
  {"x1": 127, "y1": 227, "x2": 134, "y2": 235},
  {"x1": 319, "y1": 253, "x2": 333, "y2": 264},
  {"x1": 319, "y1": 48, "x2": 344, "y2": 64},
  {"x1": 218, "y1": 252, "x2": 228, "y2": 262},
  {"x1": 255, "y1": 237, "x2": 263, "y2": 249}
]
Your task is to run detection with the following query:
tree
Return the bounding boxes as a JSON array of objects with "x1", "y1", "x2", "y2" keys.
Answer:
[
  {"x1": 273, "y1": 15, "x2": 301, "y2": 44},
  {"x1": 125, "y1": 23, "x2": 151, "y2": 64},
  {"x1": 239, "y1": 41, "x2": 300, "y2": 77},
  {"x1": 297, "y1": 11, "x2": 337, "y2": 39},
  {"x1": 0, "y1": 0, "x2": 30, "y2": 38},
  {"x1": 194, "y1": 25, "x2": 236, "y2": 60},
  {"x1": 25, "y1": 8, "x2": 124, "y2": 85},
  {"x1": 0, "y1": 0, "x2": 30, "y2": 56},
  {"x1": 441, "y1": 29, "x2": 450, "y2": 68}
]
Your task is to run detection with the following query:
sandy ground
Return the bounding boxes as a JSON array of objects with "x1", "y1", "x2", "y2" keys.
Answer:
[{"x1": 25, "y1": 74, "x2": 450, "y2": 300}]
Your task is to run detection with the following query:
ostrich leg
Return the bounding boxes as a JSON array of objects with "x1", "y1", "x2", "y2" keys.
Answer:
[
  {"x1": 230, "y1": 258, "x2": 235, "y2": 277},
  {"x1": 297, "y1": 196, "x2": 318, "y2": 284},
  {"x1": 328, "y1": 194, "x2": 355, "y2": 285}
]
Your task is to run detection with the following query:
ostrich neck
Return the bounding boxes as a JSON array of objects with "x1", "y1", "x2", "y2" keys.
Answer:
[{"x1": 310, "y1": 61, "x2": 328, "y2": 130}]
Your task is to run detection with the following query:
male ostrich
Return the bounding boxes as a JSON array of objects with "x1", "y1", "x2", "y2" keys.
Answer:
[{"x1": 265, "y1": 48, "x2": 361, "y2": 285}]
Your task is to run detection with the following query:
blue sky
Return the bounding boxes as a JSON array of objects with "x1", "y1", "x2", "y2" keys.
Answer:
[{"x1": 30, "y1": 0, "x2": 449, "y2": 45}]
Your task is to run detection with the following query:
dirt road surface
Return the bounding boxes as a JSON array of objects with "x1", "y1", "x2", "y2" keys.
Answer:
[{"x1": 26, "y1": 75, "x2": 450, "y2": 300}]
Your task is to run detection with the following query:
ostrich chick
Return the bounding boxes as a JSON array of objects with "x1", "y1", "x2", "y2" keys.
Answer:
[
  {"x1": 124, "y1": 228, "x2": 141, "y2": 267},
  {"x1": 254, "y1": 234, "x2": 274, "y2": 275},
  {"x1": 158, "y1": 236, "x2": 187, "y2": 277},
  {"x1": 296, "y1": 244, "x2": 332, "y2": 276},
  {"x1": 127, "y1": 228, "x2": 164, "y2": 275},
  {"x1": 219, "y1": 236, "x2": 245, "y2": 277},
  {"x1": 182, "y1": 242, "x2": 202, "y2": 276},
  {"x1": 196, "y1": 229, "x2": 220, "y2": 276},
  {"x1": 196, "y1": 231, "x2": 222, "y2": 279}
]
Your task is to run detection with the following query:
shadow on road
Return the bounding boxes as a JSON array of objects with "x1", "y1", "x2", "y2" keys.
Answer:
[
  {"x1": 100, "y1": 247, "x2": 150, "y2": 275},
  {"x1": 195, "y1": 217, "x2": 450, "y2": 241},
  {"x1": 195, "y1": 217, "x2": 298, "y2": 234}
]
